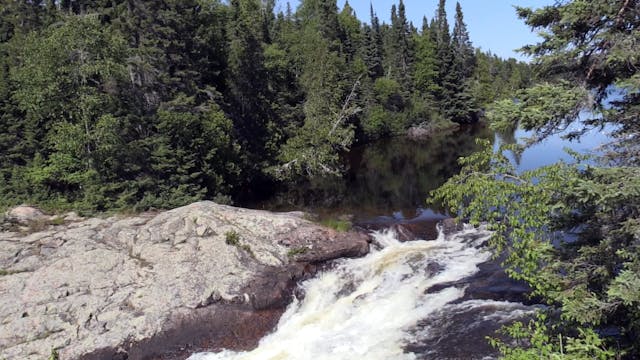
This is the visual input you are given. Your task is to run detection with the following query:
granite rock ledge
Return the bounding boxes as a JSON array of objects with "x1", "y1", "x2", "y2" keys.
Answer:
[{"x1": 0, "y1": 201, "x2": 370, "y2": 359}]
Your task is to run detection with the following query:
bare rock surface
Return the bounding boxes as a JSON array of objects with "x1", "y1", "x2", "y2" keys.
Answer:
[{"x1": 0, "y1": 201, "x2": 370, "y2": 360}]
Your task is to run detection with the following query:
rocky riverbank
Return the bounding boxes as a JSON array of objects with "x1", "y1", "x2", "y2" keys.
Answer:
[{"x1": 0, "y1": 202, "x2": 370, "y2": 360}]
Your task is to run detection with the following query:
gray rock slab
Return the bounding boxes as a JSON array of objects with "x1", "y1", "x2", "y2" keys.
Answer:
[{"x1": 0, "y1": 201, "x2": 369, "y2": 360}]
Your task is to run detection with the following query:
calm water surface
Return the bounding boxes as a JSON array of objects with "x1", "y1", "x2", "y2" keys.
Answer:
[
  {"x1": 250, "y1": 125, "x2": 492, "y2": 227},
  {"x1": 250, "y1": 122, "x2": 611, "y2": 227}
]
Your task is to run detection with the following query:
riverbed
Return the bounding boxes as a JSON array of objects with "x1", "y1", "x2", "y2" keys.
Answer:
[{"x1": 191, "y1": 123, "x2": 612, "y2": 359}]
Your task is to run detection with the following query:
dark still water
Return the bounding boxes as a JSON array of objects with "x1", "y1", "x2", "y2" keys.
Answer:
[
  {"x1": 249, "y1": 124, "x2": 492, "y2": 231},
  {"x1": 248, "y1": 121, "x2": 611, "y2": 232}
]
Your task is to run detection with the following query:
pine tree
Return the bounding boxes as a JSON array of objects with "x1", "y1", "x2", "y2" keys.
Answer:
[
  {"x1": 433, "y1": 0, "x2": 453, "y2": 103},
  {"x1": 431, "y1": 0, "x2": 477, "y2": 123},
  {"x1": 382, "y1": 2, "x2": 415, "y2": 90},
  {"x1": 363, "y1": 5, "x2": 384, "y2": 79},
  {"x1": 264, "y1": 0, "x2": 305, "y2": 156},
  {"x1": 227, "y1": 0, "x2": 270, "y2": 150},
  {"x1": 297, "y1": 0, "x2": 341, "y2": 45},
  {"x1": 446, "y1": 1, "x2": 477, "y2": 123},
  {"x1": 452, "y1": 2, "x2": 475, "y2": 78},
  {"x1": 394, "y1": 0, "x2": 414, "y2": 92},
  {"x1": 338, "y1": 1, "x2": 363, "y2": 61},
  {"x1": 382, "y1": 4, "x2": 399, "y2": 78},
  {"x1": 261, "y1": 0, "x2": 276, "y2": 43},
  {"x1": 414, "y1": 16, "x2": 438, "y2": 95},
  {"x1": 149, "y1": 96, "x2": 242, "y2": 208}
]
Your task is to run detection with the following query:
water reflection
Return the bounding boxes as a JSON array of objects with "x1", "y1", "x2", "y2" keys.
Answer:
[
  {"x1": 247, "y1": 120, "x2": 613, "y2": 227},
  {"x1": 250, "y1": 125, "x2": 493, "y2": 222},
  {"x1": 495, "y1": 122, "x2": 614, "y2": 172}
]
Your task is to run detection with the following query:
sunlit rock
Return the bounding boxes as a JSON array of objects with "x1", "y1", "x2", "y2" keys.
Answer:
[{"x1": 0, "y1": 201, "x2": 369, "y2": 360}]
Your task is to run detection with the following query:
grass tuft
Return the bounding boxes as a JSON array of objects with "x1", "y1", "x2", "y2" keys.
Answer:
[
  {"x1": 319, "y1": 218, "x2": 351, "y2": 232},
  {"x1": 287, "y1": 247, "x2": 309, "y2": 257},
  {"x1": 224, "y1": 230, "x2": 240, "y2": 246}
]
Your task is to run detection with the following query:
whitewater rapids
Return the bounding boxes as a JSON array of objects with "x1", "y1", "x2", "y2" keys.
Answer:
[{"x1": 189, "y1": 225, "x2": 532, "y2": 360}]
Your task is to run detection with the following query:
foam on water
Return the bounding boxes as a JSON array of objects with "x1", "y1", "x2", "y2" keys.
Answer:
[{"x1": 188, "y1": 226, "x2": 520, "y2": 360}]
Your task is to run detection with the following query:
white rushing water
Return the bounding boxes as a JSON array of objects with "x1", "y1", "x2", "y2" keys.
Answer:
[{"x1": 189, "y1": 226, "x2": 525, "y2": 360}]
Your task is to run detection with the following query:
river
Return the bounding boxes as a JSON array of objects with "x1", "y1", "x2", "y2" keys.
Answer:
[{"x1": 190, "y1": 123, "x2": 612, "y2": 360}]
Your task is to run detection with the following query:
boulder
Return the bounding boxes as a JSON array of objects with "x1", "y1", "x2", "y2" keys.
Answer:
[
  {"x1": 356, "y1": 219, "x2": 444, "y2": 242},
  {"x1": 389, "y1": 223, "x2": 419, "y2": 242},
  {"x1": 4, "y1": 205, "x2": 47, "y2": 225},
  {"x1": 406, "y1": 122, "x2": 460, "y2": 141},
  {"x1": 62, "y1": 211, "x2": 84, "y2": 222},
  {"x1": 439, "y1": 218, "x2": 464, "y2": 236},
  {"x1": 406, "y1": 125, "x2": 434, "y2": 140},
  {"x1": 0, "y1": 201, "x2": 370, "y2": 360}
]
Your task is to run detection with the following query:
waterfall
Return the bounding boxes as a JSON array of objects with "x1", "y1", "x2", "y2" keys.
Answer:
[{"x1": 189, "y1": 226, "x2": 533, "y2": 360}]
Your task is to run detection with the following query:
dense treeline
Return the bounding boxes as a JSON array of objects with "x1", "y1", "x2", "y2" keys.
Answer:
[{"x1": 0, "y1": 0, "x2": 531, "y2": 212}]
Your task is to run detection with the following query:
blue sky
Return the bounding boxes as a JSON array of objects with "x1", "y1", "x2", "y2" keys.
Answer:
[{"x1": 274, "y1": 0, "x2": 555, "y2": 61}]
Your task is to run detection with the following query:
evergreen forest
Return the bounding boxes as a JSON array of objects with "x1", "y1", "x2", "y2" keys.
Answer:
[{"x1": 0, "y1": 0, "x2": 531, "y2": 212}]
